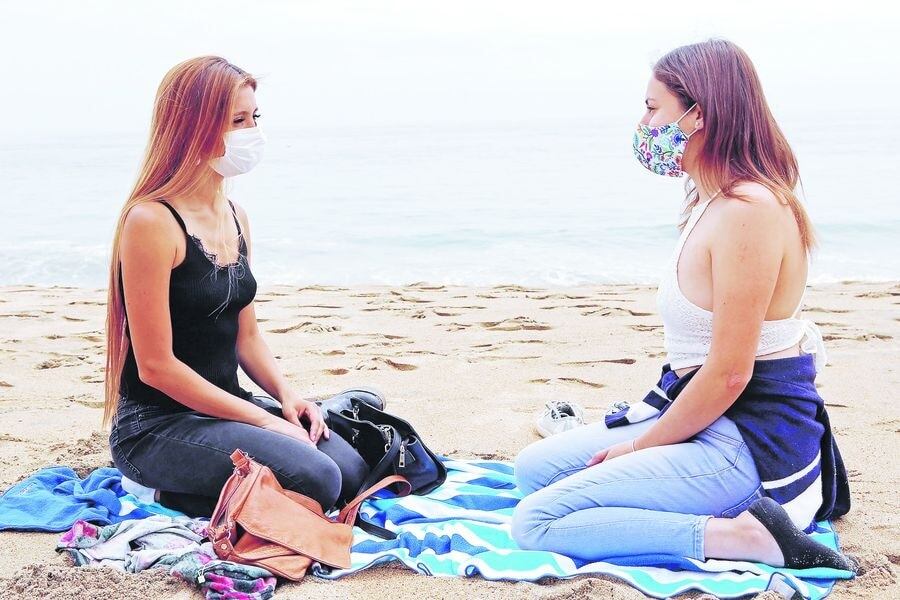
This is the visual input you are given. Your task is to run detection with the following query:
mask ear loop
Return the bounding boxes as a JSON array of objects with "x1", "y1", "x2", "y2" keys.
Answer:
[{"x1": 675, "y1": 103, "x2": 700, "y2": 137}]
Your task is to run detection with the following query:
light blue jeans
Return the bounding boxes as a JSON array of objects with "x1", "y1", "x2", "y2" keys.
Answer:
[{"x1": 511, "y1": 415, "x2": 764, "y2": 561}]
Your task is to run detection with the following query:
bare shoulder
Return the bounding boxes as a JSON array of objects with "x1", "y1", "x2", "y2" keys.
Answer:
[
  {"x1": 123, "y1": 201, "x2": 179, "y2": 238},
  {"x1": 717, "y1": 182, "x2": 784, "y2": 227}
]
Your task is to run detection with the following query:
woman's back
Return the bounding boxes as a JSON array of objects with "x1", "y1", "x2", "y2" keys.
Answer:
[{"x1": 118, "y1": 199, "x2": 257, "y2": 412}]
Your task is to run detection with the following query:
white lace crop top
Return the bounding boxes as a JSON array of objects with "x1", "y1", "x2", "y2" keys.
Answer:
[{"x1": 656, "y1": 197, "x2": 827, "y2": 372}]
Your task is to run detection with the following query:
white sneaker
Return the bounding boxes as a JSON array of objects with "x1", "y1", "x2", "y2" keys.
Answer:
[{"x1": 534, "y1": 400, "x2": 586, "y2": 438}]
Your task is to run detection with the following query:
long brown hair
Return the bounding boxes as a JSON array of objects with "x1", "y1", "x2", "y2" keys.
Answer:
[
  {"x1": 102, "y1": 56, "x2": 256, "y2": 427},
  {"x1": 654, "y1": 39, "x2": 815, "y2": 248}
]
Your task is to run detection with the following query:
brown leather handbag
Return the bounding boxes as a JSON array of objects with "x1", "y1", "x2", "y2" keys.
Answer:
[{"x1": 207, "y1": 449, "x2": 410, "y2": 580}]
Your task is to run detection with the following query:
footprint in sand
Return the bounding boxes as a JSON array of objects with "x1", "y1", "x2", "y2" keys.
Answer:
[
  {"x1": 492, "y1": 284, "x2": 544, "y2": 293},
  {"x1": 468, "y1": 355, "x2": 541, "y2": 362},
  {"x1": 63, "y1": 315, "x2": 88, "y2": 322},
  {"x1": 410, "y1": 310, "x2": 428, "y2": 319},
  {"x1": 560, "y1": 358, "x2": 637, "y2": 366},
  {"x1": 405, "y1": 282, "x2": 447, "y2": 291},
  {"x1": 629, "y1": 324, "x2": 662, "y2": 332},
  {"x1": 296, "y1": 285, "x2": 349, "y2": 292},
  {"x1": 432, "y1": 309, "x2": 462, "y2": 317},
  {"x1": 353, "y1": 357, "x2": 418, "y2": 371},
  {"x1": 527, "y1": 293, "x2": 590, "y2": 301},
  {"x1": 66, "y1": 394, "x2": 106, "y2": 409},
  {"x1": 36, "y1": 355, "x2": 87, "y2": 369},
  {"x1": 293, "y1": 304, "x2": 343, "y2": 309},
  {"x1": 806, "y1": 307, "x2": 852, "y2": 314},
  {"x1": 0, "y1": 381, "x2": 13, "y2": 387},
  {"x1": 344, "y1": 333, "x2": 408, "y2": 340},
  {"x1": 530, "y1": 377, "x2": 605, "y2": 389},
  {"x1": 268, "y1": 322, "x2": 340, "y2": 334},
  {"x1": 855, "y1": 290, "x2": 900, "y2": 298},
  {"x1": 324, "y1": 368, "x2": 349, "y2": 376},
  {"x1": 480, "y1": 317, "x2": 551, "y2": 331},
  {"x1": 75, "y1": 332, "x2": 105, "y2": 343},
  {"x1": 822, "y1": 333, "x2": 893, "y2": 342},
  {"x1": 582, "y1": 307, "x2": 653, "y2": 317},
  {"x1": 443, "y1": 323, "x2": 472, "y2": 332},
  {"x1": 389, "y1": 291, "x2": 434, "y2": 304},
  {"x1": 67, "y1": 300, "x2": 106, "y2": 306}
]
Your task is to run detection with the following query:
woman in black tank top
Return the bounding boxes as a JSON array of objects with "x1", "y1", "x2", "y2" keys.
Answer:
[{"x1": 105, "y1": 57, "x2": 367, "y2": 516}]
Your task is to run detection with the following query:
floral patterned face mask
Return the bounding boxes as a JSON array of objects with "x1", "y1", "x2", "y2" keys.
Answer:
[{"x1": 632, "y1": 103, "x2": 698, "y2": 177}]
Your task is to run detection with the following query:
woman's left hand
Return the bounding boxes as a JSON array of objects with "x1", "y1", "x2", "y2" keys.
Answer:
[
  {"x1": 586, "y1": 439, "x2": 636, "y2": 467},
  {"x1": 281, "y1": 394, "x2": 330, "y2": 444}
]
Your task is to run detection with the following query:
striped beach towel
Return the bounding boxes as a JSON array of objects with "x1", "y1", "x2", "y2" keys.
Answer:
[{"x1": 312, "y1": 459, "x2": 854, "y2": 599}]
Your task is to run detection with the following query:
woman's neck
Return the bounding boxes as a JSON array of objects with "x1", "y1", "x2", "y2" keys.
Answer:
[
  {"x1": 685, "y1": 169, "x2": 717, "y2": 203},
  {"x1": 173, "y1": 171, "x2": 224, "y2": 212}
]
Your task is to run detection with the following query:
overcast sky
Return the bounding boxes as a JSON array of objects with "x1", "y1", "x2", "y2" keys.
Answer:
[{"x1": 1, "y1": 0, "x2": 896, "y2": 137}]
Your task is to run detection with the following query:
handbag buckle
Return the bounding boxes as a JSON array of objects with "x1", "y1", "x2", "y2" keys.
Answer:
[
  {"x1": 378, "y1": 425, "x2": 393, "y2": 452},
  {"x1": 398, "y1": 442, "x2": 406, "y2": 468}
]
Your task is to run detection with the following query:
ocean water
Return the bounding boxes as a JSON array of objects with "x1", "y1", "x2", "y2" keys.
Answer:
[{"x1": 2, "y1": 112, "x2": 897, "y2": 287}]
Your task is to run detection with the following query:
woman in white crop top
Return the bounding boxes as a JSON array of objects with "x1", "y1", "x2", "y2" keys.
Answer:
[{"x1": 511, "y1": 39, "x2": 853, "y2": 574}]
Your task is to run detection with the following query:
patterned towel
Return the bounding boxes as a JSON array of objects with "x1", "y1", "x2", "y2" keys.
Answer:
[
  {"x1": 313, "y1": 459, "x2": 854, "y2": 599},
  {"x1": 58, "y1": 516, "x2": 276, "y2": 600}
]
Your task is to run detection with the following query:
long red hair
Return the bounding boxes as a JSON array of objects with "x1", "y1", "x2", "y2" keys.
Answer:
[
  {"x1": 102, "y1": 56, "x2": 256, "y2": 427},
  {"x1": 654, "y1": 39, "x2": 815, "y2": 249}
]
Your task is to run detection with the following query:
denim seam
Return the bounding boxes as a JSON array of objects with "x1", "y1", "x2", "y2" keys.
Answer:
[
  {"x1": 545, "y1": 516, "x2": 696, "y2": 532},
  {"x1": 110, "y1": 432, "x2": 144, "y2": 482},
  {"x1": 720, "y1": 484, "x2": 764, "y2": 518},
  {"x1": 143, "y1": 430, "x2": 324, "y2": 493},
  {"x1": 700, "y1": 428, "x2": 743, "y2": 449},
  {"x1": 545, "y1": 465, "x2": 590, "y2": 487}
]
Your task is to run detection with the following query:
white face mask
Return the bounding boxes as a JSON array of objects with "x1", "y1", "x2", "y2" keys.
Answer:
[{"x1": 209, "y1": 126, "x2": 266, "y2": 177}]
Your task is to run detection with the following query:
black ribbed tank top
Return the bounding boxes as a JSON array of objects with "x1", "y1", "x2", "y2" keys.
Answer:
[{"x1": 119, "y1": 200, "x2": 258, "y2": 412}]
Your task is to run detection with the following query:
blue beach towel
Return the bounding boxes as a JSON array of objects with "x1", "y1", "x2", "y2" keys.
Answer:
[
  {"x1": 0, "y1": 466, "x2": 183, "y2": 532},
  {"x1": 313, "y1": 459, "x2": 854, "y2": 599}
]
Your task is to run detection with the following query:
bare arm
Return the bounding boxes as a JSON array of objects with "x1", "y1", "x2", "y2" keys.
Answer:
[{"x1": 120, "y1": 202, "x2": 278, "y2": 427}]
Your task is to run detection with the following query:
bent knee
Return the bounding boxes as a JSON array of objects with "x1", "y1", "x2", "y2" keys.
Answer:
[
  {"x1": 514, "y1": 442, "x2": 551, "y2": 495},
  {"x1": 510, "y1": 495, "x2": 549, "y2": 551},
  {"x1": 280, "y1": 454, "x2": 343, "y2": 510}
]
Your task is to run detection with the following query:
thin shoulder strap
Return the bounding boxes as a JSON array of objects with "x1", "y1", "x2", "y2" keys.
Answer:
[
  {"x1": 158, "y1": 200, "x2": 188, "y2": 233},
  {"x1": 227, "y1": 200, "x2": 243, "y2": 237},
  {"x1": 674, "y1": 190, "x2": 722, "y2": 259}
]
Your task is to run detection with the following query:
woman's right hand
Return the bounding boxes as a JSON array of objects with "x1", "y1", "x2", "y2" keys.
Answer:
[{"x1": 259, "y1": 415, "x2": 315, "y2": 447}]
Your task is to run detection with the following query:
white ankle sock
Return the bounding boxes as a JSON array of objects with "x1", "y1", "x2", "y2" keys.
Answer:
[{"x1": 121, "y1": 476, "x2": 158, "y2": 504}]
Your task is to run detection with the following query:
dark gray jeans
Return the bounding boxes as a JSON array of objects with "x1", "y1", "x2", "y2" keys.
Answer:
[{"x1": 109, "y1": 395, "x2": 369, "y2": 517}]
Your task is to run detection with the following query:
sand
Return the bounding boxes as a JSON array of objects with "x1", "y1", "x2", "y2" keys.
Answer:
[{"x1": 0, "y1": 282, "x2": 897, "y2": 599}]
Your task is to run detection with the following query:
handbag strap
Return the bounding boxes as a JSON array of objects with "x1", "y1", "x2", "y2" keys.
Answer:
[
  {"x1": 338, "y1": 474, "x2": 410, "y2": 525},
  {"x1": 337, "y1": 475, "x2": 411, "y2": 539}
]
